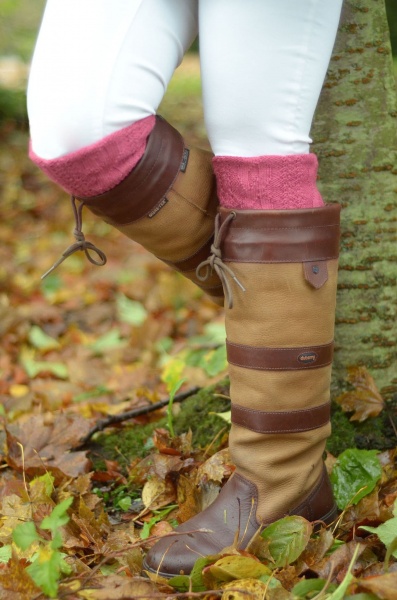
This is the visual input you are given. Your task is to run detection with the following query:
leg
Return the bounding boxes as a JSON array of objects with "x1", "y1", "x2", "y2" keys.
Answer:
[
  {"x1": 144, "y1": 0, "x2": 343, "y2": 577},
  {"x1": 28, "y1": 0, "x2": 197, "y2": 158},
  {"x1": 28, "y1": 0, "x2": 223, "y2": 303}
]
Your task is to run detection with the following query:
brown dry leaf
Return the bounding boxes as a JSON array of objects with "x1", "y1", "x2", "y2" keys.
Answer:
[
  {"x1": 0, "y1": 493, "x2": 33, "y2": 544},
  {"x1": 197, "y1": 448, "x2": 233, "y2": 485},
  {"x1": 0, "y1": 555, "x2": 41, "y2": 600},
  {"x1": 141, "y1": 477, "x2": 176, "y2": 510},
  {"x1": 335, "y1": 366, "x2": 384, "y2": 422},
  {"x1": 72, "y1": 496, "x2": 111, "y2": 552},
  {"x1": 300, "y1": 527, "x2": 334, "y2": 567},
  {"x1": 358, "y1": 572, "x2": 397, "y2": 599},
  {"x1": 153, "y1": 428, "x2": 193, "y2": 456},
  {"x1": 176, "y1": 473, "x2": 200, "y2": 523},
  {"x1": 5, "y1": 413, "x2": 92, "y2": 482},
  {"x1": 78, "y1": 576, "x2": 159, "y2": 600},
  {"x1": 311, "y1": 539, "x2": 365, "y2": 581},
  {"x1": 340, "y1": 489, "x2": 381, "y2": 532}
]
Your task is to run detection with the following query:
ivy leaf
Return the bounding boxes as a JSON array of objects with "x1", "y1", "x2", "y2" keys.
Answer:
[
  {"x1": 202, "y1": 345, "x2": 227, "y2": 377},
  {"x1": 260, "y1": 515, "x2": 313, "y2": 567},
  {"x1": 361, "y1": 517, "x2": 397, "y2": 559},
  {"x1": 28, "y1": 325, "x2": 60, "y2": 351},
  {"x1": 12, "y1": 521, "x2": 40, "y2": 550},
  {"x1": 27, "y1": 547, "x2": 71, "y2": 598},
  {"x1": 330, "y1": 448, "x2": 382, "y2": 510},
  {"x1": 118, "y1": 496, "x2": 132, "y2": 512},
  {"x1": 292, "y1": 578, "x2": 337, "y2": 597},
  {"x1": 0, "y1": 545, "x2": 12, "y2": 564},
  {"x1": 40, "y1": 496, "x2": 73, "y2": 533},
  {"x1": 116, "y1": 293, "x2": 147, "y2": 326},
  {"x1": 335, "y1": 366, "x2": 384, "y2": 422},
  {"x1": 89, "y1": 328, "x2": 126, "y2": 355}
]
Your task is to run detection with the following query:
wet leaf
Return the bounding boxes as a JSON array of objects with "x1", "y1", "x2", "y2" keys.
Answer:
[
  {"x1": 259, "y1": 516, "x2": 313, "y2": 567},
  {"x1": 335, "y1": 366, "x2": 384, "y2": 422},
  {"x1": 331, "y1": 448, "x2": 382, "y2": 510}
]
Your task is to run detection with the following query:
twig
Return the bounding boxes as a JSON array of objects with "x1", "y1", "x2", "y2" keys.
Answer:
[{"x1": 78, "y1": 386, "x2": 201, "y2": 446}]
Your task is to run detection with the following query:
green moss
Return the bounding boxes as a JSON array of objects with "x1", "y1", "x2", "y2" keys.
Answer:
[
  {"x1": 328, "y1": 397, "x2": 397, "y2": 456},
  {"x1": 91, "y1": 378, "x2": 396, "y2": 471},
  {"x1": 92, "y1": 379, "x2": 231, "y2": 469}
]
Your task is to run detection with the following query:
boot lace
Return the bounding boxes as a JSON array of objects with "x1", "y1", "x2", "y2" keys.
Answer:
[
  {"x1": 41, "y1": 196, "x2": 107, "y2": 280},
  {"x1": 196, "y1": 211, "x2": 245, "y2": 309}
]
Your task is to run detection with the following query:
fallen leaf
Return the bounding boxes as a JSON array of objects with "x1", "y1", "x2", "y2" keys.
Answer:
[
  {"x1": 0, "y1": 555, "x2": 41, "y2": 600},
  {"x1": 78, "y1": 576, "x2": 158, "y2": 599},
  {"x1": 206, "y1": 554, "x2": 271, "y2": 583},
  {"x1": 196, "y1": 448, "x2": 233, "y2": 485},
  {"x1": 358, "y1": 572, "x2": 397, "y2": 599},
  {"x1": 335, "y1": 366, "x2": 384, "y2": 422},
  {"x1": 5, "y1": 414, "x2": 92, "y2": 483}
]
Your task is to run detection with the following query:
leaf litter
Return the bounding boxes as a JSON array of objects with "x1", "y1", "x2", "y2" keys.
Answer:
[{"x1": 1, "y1": 89, "x2": 397, "y2": 598}]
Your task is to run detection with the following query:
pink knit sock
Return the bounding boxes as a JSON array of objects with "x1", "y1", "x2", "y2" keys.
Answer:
[
  {"x1": 29, "y1": 115, "x2": 156, "y2": 197},
  {"x1": 213, "y1": 154, "x2": 324, "y2": 210}
]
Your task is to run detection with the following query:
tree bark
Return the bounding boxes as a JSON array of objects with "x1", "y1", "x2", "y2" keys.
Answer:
[{"x1": 312, "y1": 0, "x2": 397, "y2": 399}]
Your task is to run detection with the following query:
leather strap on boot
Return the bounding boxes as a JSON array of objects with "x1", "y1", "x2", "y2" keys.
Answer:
[{"x1": 42, "y1": 116, "x2": 224, "y2": 303}]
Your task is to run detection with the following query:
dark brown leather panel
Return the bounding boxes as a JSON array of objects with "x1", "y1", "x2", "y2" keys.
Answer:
[
  {"x1": 219, "y1": 204, "x2": 341, "y2": 264},
  {"x1": 78, "y1": 116, "x2": 184, "y2": 225},
  {"x1": 231, "y1": 401, "x2": 331, "y2": 434},
  {"x1": 227, "y1": 341, "x2": 334, "y2": 370},
  {"x1": 164, "y1": 234, "x2": 215, "y2": 273},
  {"x1": 142, "y1": 468, "x2": 336, "y2": 578},
  {"x1": 291, "y1": 466, "x2": 337, "y2": 524}
]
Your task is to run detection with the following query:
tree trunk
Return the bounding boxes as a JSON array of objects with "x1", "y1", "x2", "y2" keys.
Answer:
[{"x1": 312, "y1": 0, "x2": 397, "y2": 399}]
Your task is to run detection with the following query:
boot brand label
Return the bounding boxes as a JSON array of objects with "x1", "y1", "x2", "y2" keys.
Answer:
[
  {"x1": 147, "y1": 197, "x2": 168, "y2": 218},
  {"x1": 297, "y1": 351, "x2": 318, "y2": 365},
  {"x1": 180, "y1": 148, "x2": 190, "y2": 173}
]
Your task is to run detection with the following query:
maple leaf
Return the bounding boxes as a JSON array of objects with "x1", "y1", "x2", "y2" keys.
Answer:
[
  {"x1": 5, "y1": 414, "x2": 92, "y2": 483},
  {"x1": 335, "y1": 366, "x2": 384, "y2": 422}
]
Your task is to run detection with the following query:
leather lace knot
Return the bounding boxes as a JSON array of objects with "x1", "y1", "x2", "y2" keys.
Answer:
[
  {"x1": 196, "y1": 211, "x2": 245, "y2": 309},
  {"x1": 41, "y1": 196, "x2": 107, "y2": 280}
]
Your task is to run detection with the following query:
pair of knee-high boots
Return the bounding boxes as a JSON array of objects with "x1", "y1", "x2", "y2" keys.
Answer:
[{"x1": 64, "y1": 117, "x2": 340, "y2": 576}]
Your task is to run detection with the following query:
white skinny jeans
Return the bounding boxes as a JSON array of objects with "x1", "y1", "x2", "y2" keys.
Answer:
[{"x1": 28, "y1": 0, "x2": 343, "y2": 160}]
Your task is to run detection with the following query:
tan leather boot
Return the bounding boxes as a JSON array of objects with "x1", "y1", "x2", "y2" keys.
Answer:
[
  {"x1": 143, "y1": 203, "x2": 340, "y2": 578},
  {"x1": 45, "y1": 116, "x2": 224, "y2": 305}
]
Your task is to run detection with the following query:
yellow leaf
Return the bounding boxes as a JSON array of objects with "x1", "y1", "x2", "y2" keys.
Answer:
[
  {"x1": 9, "y1": 385, "x2": 29, "y2": 398},
  {"x1": 221, "y1": 578, "x2": 269, "y2": 600},
  {"x1": 209, "y1": 555, "x2": 272, "y2": 582},
  {"x1": 141, "y1": 478, "x2": 166, "y2": 509}
]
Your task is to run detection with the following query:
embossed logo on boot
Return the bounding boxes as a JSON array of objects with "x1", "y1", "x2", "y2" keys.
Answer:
[
  {"x1": 180, "y1": 148, "x2": 190, "y2": 173},
  {"x1": 298, "y1": 351, "x2": 318, "y2": 365},
  {"x1": 147, "y1": 197, "x2": 168, "y2": 218}
]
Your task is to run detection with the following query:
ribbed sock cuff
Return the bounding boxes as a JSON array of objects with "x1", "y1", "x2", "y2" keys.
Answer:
[
  {"x1": 29, "y1": 115, "x2": 156, "y2": 197},
  {"x1": 213, "y1": 154, "x2": 324, "y2": 210}
]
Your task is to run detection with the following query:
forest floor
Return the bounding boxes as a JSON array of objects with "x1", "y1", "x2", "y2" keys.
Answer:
[{"x1": 0, "y1": 54, "x2": 397, "y2": 599}]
